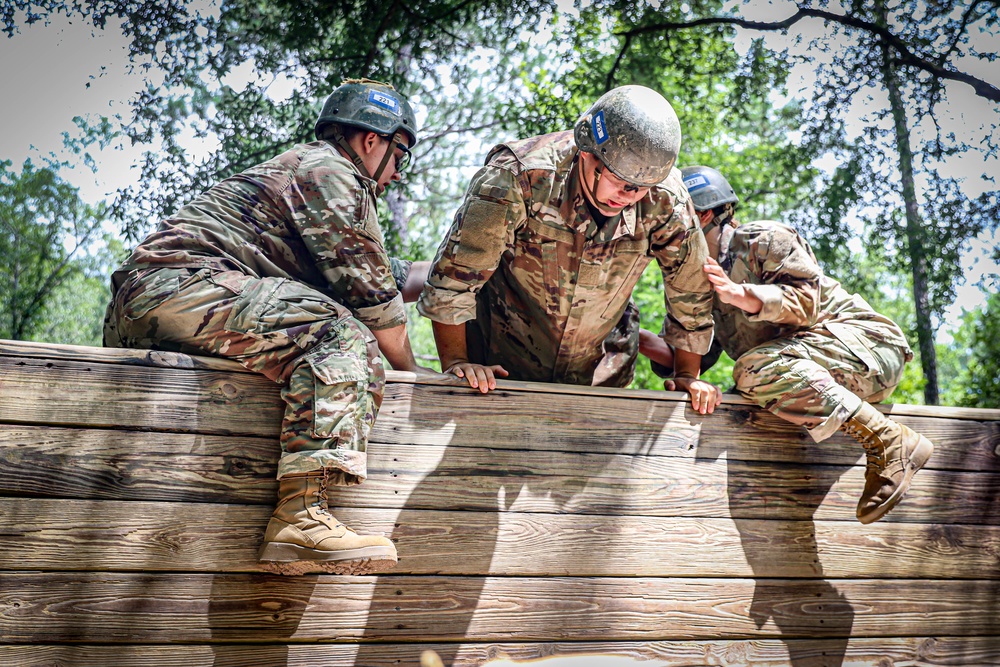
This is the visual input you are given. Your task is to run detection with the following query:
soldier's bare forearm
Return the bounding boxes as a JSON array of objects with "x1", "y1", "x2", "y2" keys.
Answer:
[
  {"x1": 639, "y1": 328, "x2": 675, "y2": 370},
  {"x1": 431, "y1": 320, "x2": 470, "y2": 370},
  {"x1": 372, "y1": 323, "x2": 420, "y2": 372}
]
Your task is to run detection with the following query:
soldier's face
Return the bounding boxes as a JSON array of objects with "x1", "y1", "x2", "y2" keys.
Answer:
[
  {"x1": 358, "y1": 133, "x2": 406, "y2": 195},
  {"x1": 580, "y1": 152, "x2": 650, "y2": 215}
]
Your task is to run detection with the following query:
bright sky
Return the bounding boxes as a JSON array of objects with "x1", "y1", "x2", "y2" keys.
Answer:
[{"x1": 1, "y1": 4, "x2": 996, "y2": 330}]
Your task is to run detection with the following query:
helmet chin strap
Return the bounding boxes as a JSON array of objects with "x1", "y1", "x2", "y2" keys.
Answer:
[
  {"x1": 329, "y1": 128, "x2": 402, "y2": 185},
  {"x1": 701, "y1": 203, "x2": 736, "y2": 236},
  {"x1": 370, "y1": 131, "x2": 404, "y2": 185},
  {"x1": 330, "y1": 126, "x2": 372, "y2": 179},
  {"x1": 579, "y1": 154, "x2": 627, "y2": 214}
]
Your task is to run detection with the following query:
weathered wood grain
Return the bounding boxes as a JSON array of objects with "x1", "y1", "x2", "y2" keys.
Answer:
[
  {"x1": 0, "y1": 339, "x2": 249, "y2": 373},
  {"x1": 0, "y1": 355, "x2": 283, "y2": 436},
  {"x1": 1, "y1": 573, "x2": 997, "y2": 642},
  {"x1": 3, "y1": 427, "x2": 999, "y2": 524},
  {"x1": 2, "y1": 499, "x2": 998, "y2": 579},
  {"x1": 4, "y1": 339, "x2": 1000, "y2": 659},
  {"x1": 4, "y1": 637, "x2": 1000, "y2": 667},
  {"x1": 4, "y1": 339, "x2": 998, "y2": 421},
  {"x1": 0, "y1": 425, "x2": 278, "y2": 503},
  {"x1": 3, "y1": 349, "x2": 999, "y2": 468}
]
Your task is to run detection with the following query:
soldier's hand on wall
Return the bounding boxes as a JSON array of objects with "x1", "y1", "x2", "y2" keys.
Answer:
[
  {"x1": 666, "y1": 376, "x2": 722, "y2": 415},
  {"x1": 445, "y1": 361, "x2": 510, "y2": 394}
]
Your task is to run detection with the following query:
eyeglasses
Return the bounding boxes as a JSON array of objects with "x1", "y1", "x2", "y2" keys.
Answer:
[
  {"x1": 395, "y1": 141, "x2": 412, "y2": 173},
  {"x1": 384, "y1": 135, "x2": 412, "y2": 173}
]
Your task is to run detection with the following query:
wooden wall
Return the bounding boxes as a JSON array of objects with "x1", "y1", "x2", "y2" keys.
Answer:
[{"x1": 0, "y1": 339, "x2": 998, "y2": 667}]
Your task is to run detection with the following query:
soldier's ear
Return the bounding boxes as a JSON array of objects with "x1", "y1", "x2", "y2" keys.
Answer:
[{"x1": 361, "y1": 131, "x2": 381, "y2": 155}]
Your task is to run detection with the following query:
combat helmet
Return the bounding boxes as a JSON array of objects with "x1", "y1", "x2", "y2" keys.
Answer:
[
  {"x1": 315, "y1": 79, "x2": 418, "y2": 183},
  {"x1": 574, "y1": 85, "x2": 682, "y2": 188},
  {"x1": 680, "y1": 165, "x2": 739, "y2": 212}
]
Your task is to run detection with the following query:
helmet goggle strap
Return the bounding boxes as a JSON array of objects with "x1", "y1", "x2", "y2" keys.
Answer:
[{"x1": 371, "y1": 130, "x2": 407, "y2": 184}]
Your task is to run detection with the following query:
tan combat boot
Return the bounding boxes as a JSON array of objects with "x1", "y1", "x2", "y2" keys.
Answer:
[
  {"x1": 258, "y1": 470, "x2": 397, "y2": 575},
  {"x1": 840, "y1": 402, "x2": 934, "y2": 524}
]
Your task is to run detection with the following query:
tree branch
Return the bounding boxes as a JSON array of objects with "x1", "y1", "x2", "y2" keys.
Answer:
[
  {"x1": 606, "y1": 32, "x2": 633, "y2": 91},
  {"x1": 616, "y1": 7, "x2": 1000, "y2": 103}
]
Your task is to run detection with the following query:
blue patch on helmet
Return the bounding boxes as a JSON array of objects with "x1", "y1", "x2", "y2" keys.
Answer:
[
  {"x1": 592, "y1": 110, "x2": 609, "y2": 145},
  {"x1": 684, "y1": 174, "x2": 709, "y2": 191},
  {"x1": 368, "y1": 89, "x2": 401, "y2": 115}
]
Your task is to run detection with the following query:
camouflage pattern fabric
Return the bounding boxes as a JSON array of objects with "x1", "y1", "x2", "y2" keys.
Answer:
[
  {"x1": 593, "y1": 299, "x2": 641, "y2": 387},
  {"x1": 119, "y1": 141, "x2": 406, "y2": 332},
  {"x1": 721, "y1": 221, "x2": 913, "y2": 442},
  {"x1": 104, "y1": 142, "x2": 402, "y2": 484},
  {"x1": 417, "y1": 130, "x2": 714, "y2": 387}
]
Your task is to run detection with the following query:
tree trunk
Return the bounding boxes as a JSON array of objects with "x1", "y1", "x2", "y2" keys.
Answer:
[{"x1": 877, "y1": 5, "x2": 939, "y2": 404}]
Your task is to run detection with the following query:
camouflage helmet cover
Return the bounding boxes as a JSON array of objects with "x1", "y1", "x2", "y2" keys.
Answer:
[
  {"x1": 573, "y1": 85, "x2": 681, "y2": 187},
  {"x1": 681, "y1": 165, "x2": 739, "y2": 211},
  {"x1": 315, "y1": 79, "x2": 418, "y2": 147}
]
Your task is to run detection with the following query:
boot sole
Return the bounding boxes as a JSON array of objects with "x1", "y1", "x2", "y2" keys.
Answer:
[
  {"x1": 258, "y1": 543, "x2": 398, "y2": 576},
  {"x1": 857, "y1": 436, "x2": 934, "y2": 525}
]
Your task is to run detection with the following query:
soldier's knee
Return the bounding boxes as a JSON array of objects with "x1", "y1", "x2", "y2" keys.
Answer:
[{"x1": 732, "y1": 343, "x2": 797, "y2": 395}]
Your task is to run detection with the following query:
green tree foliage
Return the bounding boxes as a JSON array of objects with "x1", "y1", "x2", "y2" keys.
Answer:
[
  {"x1": 581, "y1": 1, "x2": 999, "y2": 404},
  {"x1": 5, "y1": 0, "x2": 560, "y2": 244},
  {"x1": 941, "y1": 290, "x2": 1000, "y2": 408},
  {"x1": 0, "y1": 159, "x2": 108, "y2": 341}
]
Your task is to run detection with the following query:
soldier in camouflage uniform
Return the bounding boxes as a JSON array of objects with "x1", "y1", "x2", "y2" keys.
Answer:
[
  {"x1": 651, "y1": 165, "x2": 934, "y2": 524},
  {"x1": 417, "y1": 86, "x2": 721, "y2": 414},
  {"x1": 104, "y1": 79, "x2": 432, "y2": 575}
]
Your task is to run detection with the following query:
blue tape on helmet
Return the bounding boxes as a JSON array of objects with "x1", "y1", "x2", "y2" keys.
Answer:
[
  {"x1": 684, "y1": 174, "x2": 709, "y2": 191},
  {"x1": 368, "y1": 89, "x2": 401, "y2": 115},
  {"x1": 592, "y1": 110, "x2": 609, "y2": 145}
]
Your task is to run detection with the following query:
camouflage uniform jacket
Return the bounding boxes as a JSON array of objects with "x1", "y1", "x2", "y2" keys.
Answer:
[
  {"x1": 715, "y1": 220, "x2": 912, "y2": 361},
  {"x1": 119, "y1": 141, "x2": 406, "y2": 331},
  {"x1": 417, "y1": 130, "x2": 715, "y2": 385}
]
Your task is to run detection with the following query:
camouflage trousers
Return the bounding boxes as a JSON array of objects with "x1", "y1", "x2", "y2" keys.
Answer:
[
  {"x1": 732, "y1": 325, "x2": 909, "y2": 442},
  {"x1": 104, "y1": 267, "x2": 384, "y2": 485}
]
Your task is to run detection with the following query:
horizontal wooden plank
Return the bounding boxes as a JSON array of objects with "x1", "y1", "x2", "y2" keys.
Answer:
[
  {"x1": 374, "y1": 384, "x2": 1000, "y2": 470},
  {"x1": 0, "y1": 425, "x2": 278, "y2": 503},
  {"x1": 2, "y1": 352, "x2": 997, "y2": 472},
  {"x1": 3, "y1": 427, "x2": 998, "y2": 524},
  {"x1": 0, "y1": 356, "x2": 284, "y2": 436},
  {"x1": 4, "y1": 637, "x2": 1000, "y2": 667},
  {"x1": 2, "y1": 499, "x2": 998, "y2": 579},
  {"x1": 6, "y1": 339, "x2": 998, "y2": 422},
  {"x1": 338, "y1": 446, "x2": 1000, "y2": 525},
  {"x1": 1, "y1": 573, "x2": 997, "y2": 642},
  {"x1": 0, "y1": 339, "x2": 249, "y2": 373}
]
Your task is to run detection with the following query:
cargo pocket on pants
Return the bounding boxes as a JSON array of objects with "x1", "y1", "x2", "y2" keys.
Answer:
[
  {"x1": 824, "y1": 322, "x2": 881, "y2": 375},
  {"x1": 303, "y1": 337, "x2": 372, "y2": 440}
]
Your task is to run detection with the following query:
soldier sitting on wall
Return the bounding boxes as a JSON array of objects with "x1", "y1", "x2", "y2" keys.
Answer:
[
  {"x1": 641, "y1": 165, "x2": 934, "y2": 524},
  {"x1": 104, "y1": 79, "x2": 436, "y2": 575}
]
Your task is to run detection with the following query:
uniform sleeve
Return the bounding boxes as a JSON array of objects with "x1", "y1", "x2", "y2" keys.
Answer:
[
  {"x1": 417, "y1": 160, "x2": 526, "y2": 325},
  {"x1": 287, "y1": 154, "x2": 405, "y2": 330},
  {"x1": 744, "y1": 225, "x2": 821, "y2": 326},
  {"x1": 648, "y1": 178, "x2": 716, "y2": 355}
]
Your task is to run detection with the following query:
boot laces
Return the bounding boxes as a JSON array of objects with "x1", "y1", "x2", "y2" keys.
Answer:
[
  {"x1": 842, "y1": 421, "x2": 886, "y2": 470},
  {"x1": 314, "y1": 469, "x2": 347, "y2": 530}
]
